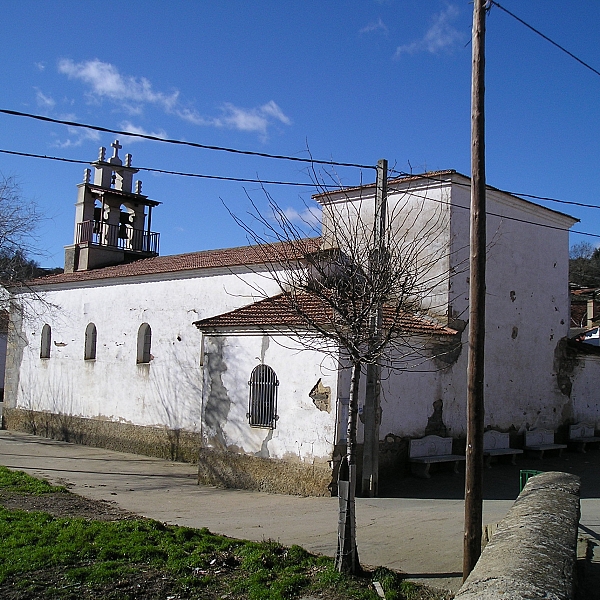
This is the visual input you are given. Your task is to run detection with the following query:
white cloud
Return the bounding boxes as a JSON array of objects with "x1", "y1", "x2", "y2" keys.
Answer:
[
  {"x1": 58, "y1": 59, "x2": 179, "y2": 111},
  {"x1": 175, "y1": 107, "x2": 212, "y2": 126},
  {"x1": 283, "y1": 205, "x2": 321, "y2": 229},
  {"x1": 259, "y1": 100, "x2": 292, "y2": 125},
  {"x1": 360, "y1": 18, "x2": 389, "y2": 35},
  {"x1": 35, "y1": 62, "x2": 45, "y2": 71},
  {"x1": 35, "y1": 89, "x2": 55, "y2": 109},
  {"x1": 118, "y1": 121, "x2": 168, "y2": 143},
  {"x1": 57, "y1": 58, "x2": 291, "y2": 138},
  {"x1": 215, "y1": 101, "x2": 291, "y2": 136},
  {"x1": 395, "y1": 5, "x2": 464, "y2": 56},
  {"x1": 52, "y1": 126, "x2": 101, "y2": 149}
]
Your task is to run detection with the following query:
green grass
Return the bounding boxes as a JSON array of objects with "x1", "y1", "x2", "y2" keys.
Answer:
[
  {"x1": 0, "y1": 465, "x2": 67, "y2": 494},
  {"x1": 0, "y1": 467, "x2": 449, "y2": 599}
]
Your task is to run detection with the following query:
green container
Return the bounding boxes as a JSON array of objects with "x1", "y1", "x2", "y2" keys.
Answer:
[{"x1": 519, "y1": 469, "x2": 544, "y2": 492}]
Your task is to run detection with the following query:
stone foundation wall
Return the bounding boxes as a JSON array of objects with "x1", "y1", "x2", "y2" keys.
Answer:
[
  {"x1": 197, "y1": 448, "x2": 335, "y2": 496},
  {"x1": 4, "y1": 407, "x2": 335, "y2": 496},
  {"x1": 4, "y1": 408, "x2": 201, "y2": 463},
  {"x1": 455, "y1": 471, "x2": 580, "y2": 600}
]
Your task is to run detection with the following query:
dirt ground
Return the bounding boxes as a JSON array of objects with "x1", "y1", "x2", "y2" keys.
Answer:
[
  {"x1": 0, "y1": 490, "x2": 137, "y2": 521},
  {"x1": 0, "y1": 491, "x2": 185, "y2": 600},
  {"x1": 0, "y1": 491, "x2": 450, "y2": 600}
]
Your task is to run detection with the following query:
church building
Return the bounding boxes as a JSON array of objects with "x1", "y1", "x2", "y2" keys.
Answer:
[{"x1": 3, "y1": 142, "x2": 597, "y2": 496}]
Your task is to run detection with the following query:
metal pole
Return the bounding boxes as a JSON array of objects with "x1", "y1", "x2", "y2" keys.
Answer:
[
  {"x1": 464, "y1": 0, "x2": 487, "y2": 580},
  {"x1": 362, "y1": 158, "x2": 387, "y2": 497}
]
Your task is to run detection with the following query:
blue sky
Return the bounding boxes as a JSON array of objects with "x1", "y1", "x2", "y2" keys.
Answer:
[{"x1": 1, "y1": 1, "x2": 599, "y2": 267}]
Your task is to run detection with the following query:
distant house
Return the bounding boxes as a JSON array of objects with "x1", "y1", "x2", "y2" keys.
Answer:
[
  {"x1": 570, "y1": 286, "x2": 600, "y2": 329},
  {"x1": 4, "y1": 142, "x2": 597, "y2": 495}
]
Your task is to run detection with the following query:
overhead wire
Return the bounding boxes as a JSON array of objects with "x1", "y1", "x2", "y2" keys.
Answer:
[
  {"x1": 490, "y1": 1, "x2": 600, "y2": 79},
  {"x1": 386, "y1": 175, "x2": 600, "y2": 239},
  {"x1": 0, "y1": 149, "x2": 341, "y2": 188},
  {"x1": 0, "y1": 109, "x2": 375, "y2": 171},
  {"x1": 388, "y1": 167, "x2": 600, "y2": 211},
  {"x1": 2, "y1": 145, "x2": 600, "y2": 240},
  {"x1": 7, "y1": 146, "x2": 600, "y2": 213}
]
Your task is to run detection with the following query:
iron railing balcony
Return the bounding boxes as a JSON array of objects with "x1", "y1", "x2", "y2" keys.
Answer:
[{"x1": 76, "y1": 220, "x2": 159, "y2": 255}]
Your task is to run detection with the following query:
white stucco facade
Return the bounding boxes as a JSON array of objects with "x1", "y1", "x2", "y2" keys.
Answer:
[
  {"x1": 6, "y1": 157, "x2": 597, "y2": 495},
  {"x1": 201, "y1": 332, "x2": 339, "y2": 463},
  {"x1": 319, "y1": 172, "x2": 581, "y2": 440},
  {"x1": 8, "y1": 267, "x2": 284, "y2": 434}
]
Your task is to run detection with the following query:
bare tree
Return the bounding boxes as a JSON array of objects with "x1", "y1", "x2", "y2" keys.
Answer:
[
  {"x1": 229, "y1": 166, "x2": 459, "y2": 574},
  {"x1": 569, "y1": 241, "x2": 600, "y2": 288},
  {"x1": 0, "y1": 175, "x2": 49, "y2": 297}
]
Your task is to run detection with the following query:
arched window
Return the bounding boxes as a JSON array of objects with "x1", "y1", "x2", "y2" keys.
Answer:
[
  {"x1": 119, "y1": 204, "x2": 132, "y2": 241},
  {"x1": 84, "y1": 323, "x2": 97, "y2": 360},
  {"x1": 248, "y1": 364, "x2": 279, "y2": 428},
  {"x1": 137, "y1": 323, "x2": 152, "y2": 364},
  {"x1": 40, "y1": 324, "x2": 51, "y2": 359}
]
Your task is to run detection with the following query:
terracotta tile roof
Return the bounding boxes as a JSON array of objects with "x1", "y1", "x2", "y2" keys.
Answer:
[
  {"x1": 194, "y1": 292, "x2": 457, "y2": 336},
  {"x1": 27, "y1": 238, "x2": 322, "y2": 286}
]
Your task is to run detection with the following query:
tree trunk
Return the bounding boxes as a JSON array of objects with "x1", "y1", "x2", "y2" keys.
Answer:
[{"x1": 336, "y1": 360, "x2": 361, "y2": 574}]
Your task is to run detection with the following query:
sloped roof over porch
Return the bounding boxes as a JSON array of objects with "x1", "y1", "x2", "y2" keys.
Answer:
[{"x1": 193, "y1": 292, "x2": 458, "y2": 336}]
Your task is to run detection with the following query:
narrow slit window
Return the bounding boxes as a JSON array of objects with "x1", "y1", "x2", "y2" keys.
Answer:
[
  {"x1": 248, "y1": 364, "x2": 279, "y2": 428},
  {"x1": 40, "y1": 324, "x2": 51, "y2": 359},
  {"x1": 137, "y1": 323, "x2": 152, "y2": 364},
  {"x1": 84, "y1": 323, "x2": 97, "y2": 360}
]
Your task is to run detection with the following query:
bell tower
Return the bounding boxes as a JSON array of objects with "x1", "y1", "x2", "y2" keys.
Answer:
[{"x1": 64, "y1": 140, "x2": 160, "y2": 273}]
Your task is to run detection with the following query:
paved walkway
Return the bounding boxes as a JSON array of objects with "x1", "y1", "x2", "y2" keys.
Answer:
[{"x1": 2, "y1": 430, "x2": 600, "y2": 593}]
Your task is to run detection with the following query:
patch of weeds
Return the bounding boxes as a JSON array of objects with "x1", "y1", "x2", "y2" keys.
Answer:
[
  {"x1": 0, "y1": 466, "x2": 67, "y2": 495},
  {"x1": 65, "y1": 561, "x2": 135, "y2": 584},
  {"x1": 0, "y1": 474, "x2": 451, "y2": 599}
]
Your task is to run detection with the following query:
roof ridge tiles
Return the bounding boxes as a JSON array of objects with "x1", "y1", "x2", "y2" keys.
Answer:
[{"x1": 27, "y1": 237, "x2": 322, "y2": 286}]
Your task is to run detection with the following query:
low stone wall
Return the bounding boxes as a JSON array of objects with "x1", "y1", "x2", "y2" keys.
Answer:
[
  {"x1": 455, "y1": 471, "x2": 580, "y2": 600},
  {"x1": 4, "y1": 407, "x2": 201, "y2": 463},
  {"x1": 197, "y1": 448, "x2": 334, "y2": 496},
  {"x1": 5, "y1": 407, "x2": 335, "y2": 496}
]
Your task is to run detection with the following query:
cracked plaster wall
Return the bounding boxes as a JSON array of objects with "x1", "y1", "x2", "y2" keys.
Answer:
[
  {"x1": 202, "y1": 333, "x2": 338, "y2": 464},
  {"x1": 370, "y1": 181, "x2": 577, "y2": 440},
  {"x1": 7, "y1": 268, "x2": 281, "y2": 439}
]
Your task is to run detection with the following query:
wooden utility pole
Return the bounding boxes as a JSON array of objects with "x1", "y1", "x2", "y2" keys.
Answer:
[
  {"x1": 464, "y1": 0, "x2": 487, "y2": 580},
  {"x1": 362, "y1": 158, "x2": 388, "y2": 497}
]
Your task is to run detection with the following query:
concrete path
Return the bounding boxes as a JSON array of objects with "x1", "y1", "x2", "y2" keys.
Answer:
[{"x1": 2, "y1": 430, "x2": 600, "y2": 594}]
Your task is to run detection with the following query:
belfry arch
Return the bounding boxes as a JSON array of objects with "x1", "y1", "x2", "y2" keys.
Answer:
[{"x1": 64, "y1": 140, "x2": 161, "y2": 273}]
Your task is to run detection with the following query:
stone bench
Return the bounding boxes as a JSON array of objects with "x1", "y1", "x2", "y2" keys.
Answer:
[
  {"x1": 483, "y1": 430, "x2": 523, "y2": 468},
  {"x1": 408, "y1": 435, "x2": 465, "y2": 479},
  {"x1": 569, "y1": 423, "x2": 600, "y2": 453},
  {"x1": 455, "y1": 471, "x2": 580, "y2": 600},
  {"x1": 524, "y1": 428, "x2": 567, "y2": 459}
]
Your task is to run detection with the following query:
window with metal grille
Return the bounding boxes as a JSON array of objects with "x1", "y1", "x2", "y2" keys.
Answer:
[
  {"x1": 137, "y1": 323, "x2": 152, "y2": 364},
  {"x1": 248, "y1": 364, "x2": 279, "y2": 428},
  {"x1": 40, "y1": 324, "x2": 51, "y2": 359},
  {"x1": 84, "y1": 323, "x2": 97, "y2": 360}
]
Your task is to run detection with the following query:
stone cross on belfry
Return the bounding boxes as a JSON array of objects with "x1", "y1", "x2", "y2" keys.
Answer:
[{"x1": 109, "y1": 140, "x2": 123, "y2": 165}]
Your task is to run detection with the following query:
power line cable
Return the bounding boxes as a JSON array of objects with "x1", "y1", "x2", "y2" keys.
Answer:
[
  {"x1": 387, "y1": 182, "x2": 600, "y2": 239},
  {"x1": 0, "y1": 149, "x2": 341, "y2": 188},
  {"x1": 388, "y1": 168, "x2": 600, "y2": 211},
  {"x1": 490, "y1": 1, "x2": 600, "y2": 78},
  {"x1": 0, "y1": 109, "x2": 375, "y2": 171},
  {"x1": 9, "y1": 146, "x2": 599, "y2": 209},
  {"x1": 3, "y1": 145, "x2": 600, "y2": 239}
]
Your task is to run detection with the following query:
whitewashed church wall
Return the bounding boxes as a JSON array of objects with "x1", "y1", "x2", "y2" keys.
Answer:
[
  {"x1": 319, "y1": 180, "x2": 453, "y2": 321},
  {"x1": 366, "y1": 182, "x2": 576, "y2": 440},
  {"x1": 570, "y1": 354, "x2": 600, "y2": 427},
  {"x1": 202, "y1": 333, "x2": 338, "y2": 463},
  {"x1": 10, "y1": 268, "x2": 283, "y2": 432}
]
